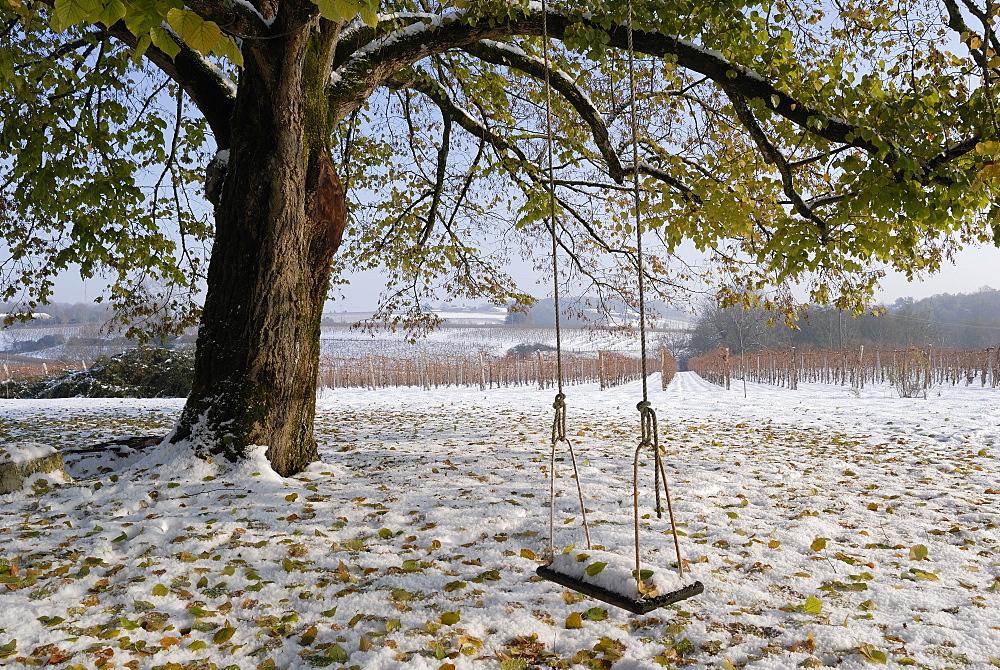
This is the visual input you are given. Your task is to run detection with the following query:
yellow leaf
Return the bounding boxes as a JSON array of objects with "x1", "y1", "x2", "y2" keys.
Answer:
[
  {"x1": 166, "y1": 8, "x2": 221, "y2": 55},
  {"x1": 977, "y1": 164, "x2": 1000, "y2": 184},
  {"x1": 565, "y1": 612, "x2": 584, "y2": 629},
  {"x1": 803, "y1": 596, "x2": 823, "y2": 613},
  {"x1": 314, "y1": 0, "x2": 358, "y2": 22}
]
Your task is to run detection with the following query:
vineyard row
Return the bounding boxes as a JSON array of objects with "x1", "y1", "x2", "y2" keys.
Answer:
[
  {"x1": 688, "y1": 346, "x2": 1000, "y2": 397},
  {"x1": 319, "y1": 350, "x2": 678, "y2": 391}
]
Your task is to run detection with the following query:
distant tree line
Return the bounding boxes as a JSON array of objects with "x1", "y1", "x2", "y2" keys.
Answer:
[{"x1": 685, "y1": 288, "x2": 1000, "y2": 361}]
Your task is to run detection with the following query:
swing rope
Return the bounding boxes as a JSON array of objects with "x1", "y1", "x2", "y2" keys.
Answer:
[
  {"x1": 541, "y1": 0, "x2": 591, "y2": 559},
  {"x1": 535, "y1": 2, "x2": 701, "y2": 613},
  {"x1": 625, "y1": 3, "x2": 686, "y2": 586}
]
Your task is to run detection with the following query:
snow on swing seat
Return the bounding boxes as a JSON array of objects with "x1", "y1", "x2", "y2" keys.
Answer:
[{"x1": 537, "y1": 548, "x2": 703, "y2": 615}]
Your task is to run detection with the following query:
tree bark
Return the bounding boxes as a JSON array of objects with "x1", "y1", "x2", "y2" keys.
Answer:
[{"x1": 171, "y1": 21, "x2": 345, "y2": 477}]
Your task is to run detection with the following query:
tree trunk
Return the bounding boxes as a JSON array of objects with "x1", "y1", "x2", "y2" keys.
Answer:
[{"x1": 171, "y1": 23, "x2": 345, "y2": 477}]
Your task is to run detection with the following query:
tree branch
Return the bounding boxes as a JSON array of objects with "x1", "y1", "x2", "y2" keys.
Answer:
[
  {"x1": 184, "y1": 0, "x2": 270, "y2": 39},
  {"x1": 384, "y1": 66, "x2": 529, "y2": 165},
  {"x1": 330, "y1": 8, "x2": 979, "y2": 186},
  {"x1": 728, "y1": 90, "x2": 828, "y2": 235},
  {"x1": 461, "y1": 39, "x2": 624, "y2": 183},
  {"x1": 100, "y1": 22, "x2": 236, "y2": 147}
]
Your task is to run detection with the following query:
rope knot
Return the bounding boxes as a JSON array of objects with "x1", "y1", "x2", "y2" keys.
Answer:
[
  {"x1": 637, "y1": 400, "x2": 657, "y2": 447},
  {"x1": 551, "y1": 393, "x2": 568, "y2": 443}
]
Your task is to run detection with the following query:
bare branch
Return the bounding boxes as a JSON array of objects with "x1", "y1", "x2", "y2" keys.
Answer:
[
  {"x1": 728, "y1": 91, "x2": 828, "y2": 235},
  {"x1": 420, "y1": 112, "x2": 452, "y2": 247},
  {"x1": 461, "y1": 39, "x2": 625, "y2": 183}
]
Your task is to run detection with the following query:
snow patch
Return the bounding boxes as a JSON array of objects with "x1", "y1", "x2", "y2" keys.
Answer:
[
  {"x1": 548, "y1": 547, "x2": 687, "y2": 599},
  {"x1": 0, "y1": 441, "x2": 56, "y2": 465}
]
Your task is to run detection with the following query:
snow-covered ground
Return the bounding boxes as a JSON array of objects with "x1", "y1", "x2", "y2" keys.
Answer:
[{"x1": 1, "y1": 372, "x2": 999, "y2": 668}]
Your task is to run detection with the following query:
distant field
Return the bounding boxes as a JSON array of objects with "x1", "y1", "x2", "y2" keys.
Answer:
[
  {"x1": 1, "y1": 321, "x2": 691, "y2": 383},
  {"x1": 319, "y1": 323, "x2": 688, "y2": 359}
]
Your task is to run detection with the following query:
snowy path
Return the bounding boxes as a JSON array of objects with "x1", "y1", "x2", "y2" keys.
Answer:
[{"x1": 1, "y1": 373, "x2": 999, "y2": 668}]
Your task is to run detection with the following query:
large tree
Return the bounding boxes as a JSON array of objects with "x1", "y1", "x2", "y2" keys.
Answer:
[{"x1": 2, "y1": 0, "x2": 997, "y2": 474}]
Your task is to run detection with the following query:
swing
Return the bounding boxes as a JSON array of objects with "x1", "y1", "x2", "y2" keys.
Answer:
[{"x1": 533, "y1": 0, "x2": 703, "y2": 615}]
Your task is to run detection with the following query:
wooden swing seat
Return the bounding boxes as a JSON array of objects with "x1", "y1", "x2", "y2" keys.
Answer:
[{"x1": 536, "y1": 564, "x2": 704, "y2": 615}]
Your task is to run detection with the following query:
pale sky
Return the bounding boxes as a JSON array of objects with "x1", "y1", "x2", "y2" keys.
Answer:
[{"x1": 44, "y1": 241, "x2": 1000, "y2": 313}]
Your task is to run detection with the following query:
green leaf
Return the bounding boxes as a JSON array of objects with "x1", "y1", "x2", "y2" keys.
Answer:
[
  {"x1": 803, "y1": 596, "x2": 823, "y2": 614},
  {"x1": 810, "y1": 537, "x2": 828, "y2": 552},
  {"x1": 124, "y1": 1, "x2": 164, "y2": 38},
  {"x1": 53, "y1": 0, "x2": 100, "y2": 28},
  {"x1": 909, "y1": 544, "x2": 928, "y2": 561},
  {"x1": 189, "y1": 640, "x2": 207, "y2": 650},
  {"x1": 327, "y1": 644, "x2": 349, "y2": 662},
  {"x1": 165, "y1": 8, "x2": 222, "y2": 55},
  {"x1": 908, "y1": 568, "x2": 939, "y2": 581},
  {"x1": 378, "y1": 528, "x2": 393, "y2": 539},
  {"x1": 359, "y1": 6, "x2": 377, "y2": 26},
  {"x1": 150, "y1": 26, "x2": 181, "y2": 60},
  {"x1": 151, "y1": 583, "x2": 169, "y2": 596},
  {"x1": 471, "y1": 569, "x2": 500, "y2": 582},
  {"x1": 213, "y1": 623, "x2": 236, "y2": 644},
  {"x1": 0, "y1": 640, "x2": 15, "y2": 659},
  {"x1": 565, "y1": 611, "x2": 584, "y2": 629},
  {"x1": 858, "y1": 643, "x2": 887, "y2": 664},
  {"x1": 585, "y1": 562, "x2": 607, "y2": 577},
  {"x1": 439, "y1": 611, "x2": 460, "y2": 626},
  {"x1": 582, "y1": 607, "x2": 608, "y2": 621},
  {"x1": 97, "y1": 0, "x2": 126, "y2": 26}
]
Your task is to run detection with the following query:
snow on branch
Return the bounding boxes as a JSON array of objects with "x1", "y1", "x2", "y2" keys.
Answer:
[{"x1": 327, "y1": 5, "x2": 979, "y2": 186}]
